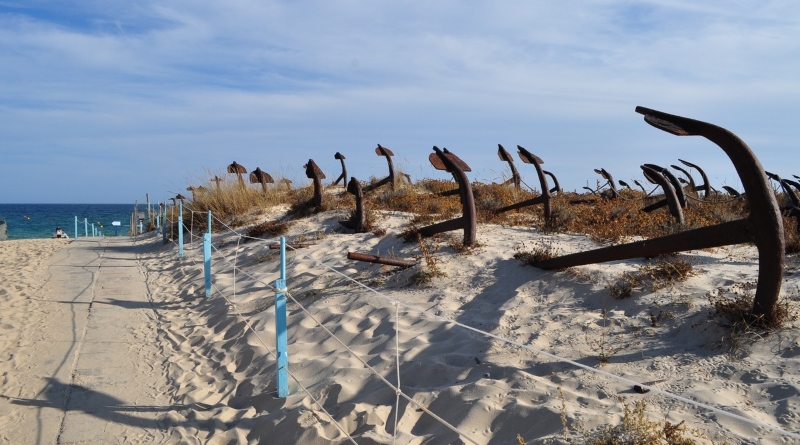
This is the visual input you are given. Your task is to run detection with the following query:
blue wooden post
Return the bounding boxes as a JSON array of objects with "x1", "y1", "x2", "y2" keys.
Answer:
[
  {"x1": 178, "y1": 200, "x2": 184, "y2": 259},
  {"x1": 203, "y1": 211, "x2": 212, "y2": 298},
  {"x1": 275, "y1": 236, "x2": 289, "y2": 397},
  {"x1": 91, "y1": 223, "x2": 95, "y2": 237},
  {"x1": 162, "y1": 204, "x2": 167, "y2": 244},
  {"x1": 84, "y1": 218, "x2": 88, "y2": 237},
  {"x1": 74, "y1": 216, "x2": 78, "y2": 239}
]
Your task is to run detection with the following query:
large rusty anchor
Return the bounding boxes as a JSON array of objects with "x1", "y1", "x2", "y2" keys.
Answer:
[
  {"x1": 249, "y1": 167, "x2": 274, "y2": 193},
  {"x1": 418, "y1": 147, "x2": 477, "y2": 246},
  {"x1": 304, "y1": 159, "x2": 326, "y2": 208},
  {"x1": 534, "y1": 106, "x2": 785, "y2": 323},
  {"x1": 332, "y1": 152, "x2": 348, "y2": 188},
  {"x1": 494, "y1": 146, "x2": 552, "y2": 219},
  {"x1": 363, "y1": 144, "x2": 400, "y2": 192},
  {"x1": 498, "y1": 144, "x2": 522, "y2": 189},
  {"x1": 339, "y1": 177, "x2": 367, "y2": 233},
  {"x1": 640, "y1": 165, "x2": 684, "y2": 224}
]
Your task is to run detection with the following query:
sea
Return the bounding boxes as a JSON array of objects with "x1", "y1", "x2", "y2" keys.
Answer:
[{"x1": 0, "y1": 204, "x2": 142, "y2": 240}]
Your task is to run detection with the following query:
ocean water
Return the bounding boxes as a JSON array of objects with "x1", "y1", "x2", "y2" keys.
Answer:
[{"x1": 0, "y1": 204, "x2": 141, "y2": 240}]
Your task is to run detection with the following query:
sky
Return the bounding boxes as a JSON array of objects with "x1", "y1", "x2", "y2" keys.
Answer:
[{"x1": 1, "y1": 0, "x2": 799, "y2": 204}]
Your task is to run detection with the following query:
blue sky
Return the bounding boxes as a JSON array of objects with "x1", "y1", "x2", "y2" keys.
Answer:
[{"x1": 1, "y1": 1, "x2": 798, "y2": 204}]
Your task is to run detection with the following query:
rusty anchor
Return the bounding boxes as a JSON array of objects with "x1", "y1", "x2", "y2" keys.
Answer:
[
  {"x1": 670, "y1": 164, "x2": 698, "y2": 197},
  {"x1": 418, "y1": 147, "x2": 477, "y2": 246},
  {"x1": 498, "y1": 144, "x2": 522, "y2": 189},
  {"x1": 618, "y1": 180, "x2": 632, "y2": 191},
  {"x1": 678, "y1": 159, "x2": 713, "y2": 198},
  {"x1": 249, "y1": 167, "x2": 275, "y2": 193},
  {"x1": 363, "y1": 144, "x2": 400, "y2": 193},
  {"x1": 534, "y1": 106, "x2": 785, "y2": 323},
  {"x1": 339, "y1": 177, "x2": 367, "y2": 233},
  {"x1": 544, "y1": 170, "x2": 562, "y2": 195},
  {"x1": 640, "y1": 165, "x2": 684, "y2": 224},
  {"x1": 227, "y1": 161, "x2": 248, "y2": 188},
  {"x1": 722, "y1": 186, "x2": 742, "y2": 197},
  {"x1": 210, "y1": 175, "x2": 224, "y2": 190},
  {"x1": 494, "y1": 146, "x2": 552, "y2": 219},
  {"x1": 304, "y1": 159, "x2": 326, "y2": 208},
  {"x1": 347, "y1": 252, "x2": 417, "y2": 268},
  {"x1": 632, "y1": 179, "x2": 648, "y2": 194},
  {"x1": 593, "y1": 168, "x2": 620, "y2": 199},
  {"x1": 766, "y1": 172, "x2": 800, "y2": 232},
  {"x1": 640, "y1": 163, "x2": 688, "y2": 213},
  {"x1": 332, "y1": 152, "x2": 348, "y2": 188}
]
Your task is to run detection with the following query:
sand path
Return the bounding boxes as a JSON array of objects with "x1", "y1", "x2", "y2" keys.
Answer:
[{"x1": 0, "y1": 237, "x2": 183, "y2": 444}]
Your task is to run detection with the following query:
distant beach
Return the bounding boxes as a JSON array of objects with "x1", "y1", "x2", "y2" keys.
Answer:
[{"x1": 0, "y1": 204, "x2": 135, "y2": 239}]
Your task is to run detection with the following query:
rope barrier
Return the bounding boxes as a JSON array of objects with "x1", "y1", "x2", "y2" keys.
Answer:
[{"x1": 166, "y1": 211, "x2": 800, "y2": 441}]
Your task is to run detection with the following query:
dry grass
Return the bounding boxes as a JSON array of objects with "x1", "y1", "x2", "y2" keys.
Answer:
[
  {"x1": 587, "y1": 398, "x2": 703, "y2": 445},
  {"x1": 246, "y1": 219, "x2": 293, "y2": 240},
  {"x1": 608, "y1": 256, "x2": 695, "y2": 299}
]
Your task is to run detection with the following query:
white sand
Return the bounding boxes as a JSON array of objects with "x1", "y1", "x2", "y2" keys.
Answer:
[{"x1": 2, "y1": 210, "x2": 800, "y2": 444}]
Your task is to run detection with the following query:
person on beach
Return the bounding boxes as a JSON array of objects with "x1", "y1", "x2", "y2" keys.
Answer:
[{"x1": 53, "y1": 227, "x2": 68, "y2": 238}]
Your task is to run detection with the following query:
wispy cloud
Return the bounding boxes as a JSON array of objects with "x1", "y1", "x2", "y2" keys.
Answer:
[{"x1": 0, "y1": 1, "x2": 798, "y2": 202}]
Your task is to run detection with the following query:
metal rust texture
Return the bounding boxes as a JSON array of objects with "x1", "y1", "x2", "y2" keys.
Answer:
[
  {"x1": 249, "y1": 167, "x2": 275, "y2": 193},
  {"x1": 535, "y1": 106, "x2": 785, "y2": 323},
  {"x1": 332, "y1": 152, "x2": 348, "y2": 188},
  {"x1": 594, "y1": 168, "x2": 619, "y2": 199},
  {"x1": 544, "y1": 170, "x2": 562, "y2": 194},
  {"x1": 766, "y1": 172, "x2": 800, "y2": 207},
  {"x1": 722, "y1": 186, "x2": 742, "y2": 197},
  {"x1": 786, "y1": 178, "x2": 800, "y2": 197},
  {"x1": 494, "y1": 146, "x2": 552, "y2": 219},
  {"x1": 640, "y1": 165, "x2": 684, "y2": 224},
  {"x1": 671, "y1": 164, "x2": 697, "y2": 197},
  {"x1": 304, "y1": 159, "x2": 326, "y2": 207},
  {"x1": 227, "y1": 161, "x2": 248, "y2": 187},
  {"x1": 643, "y1": 163, "x2": 687, "y2": 209},
  {"x1": 363, "y1": 144, "x2": 400, "y2": 192},
  {"x1": 347, "y1": 252, "x2": 417, "y2": 268},
  {"x1": 339, "y1": 177, "x2": 367, "y2": 233},
  {"x1": 498, "y1": 144, "x2": 522, "y2": 189},
  {"x1": 419, "y1": 146, "x2": 477, "y2": 246},
  {"x1": 679, "y1": 159, "x2": 712, "y2": 197}
]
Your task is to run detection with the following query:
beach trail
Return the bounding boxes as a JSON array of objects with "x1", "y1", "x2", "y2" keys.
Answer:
[{"x1": 0, "y1": 237, "x2": 179, "y2": 444}]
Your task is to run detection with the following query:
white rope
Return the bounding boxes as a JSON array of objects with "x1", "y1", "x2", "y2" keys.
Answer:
[
  {"x1": 280, "y1": 238, "x2": 800, "y2": 440},
  {"x1": 393, "y1": 302, "x2": 401, "y2": 445},
  {"x1": 171, "y1": 217, "x2": 800, "y2": 441},
  {"x1": 164, "y1": 237, "x2": 362, "y2": 445}
]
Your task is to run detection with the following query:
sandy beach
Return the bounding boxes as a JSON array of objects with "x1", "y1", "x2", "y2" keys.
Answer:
[{"x1": 1, "y1": 210, "x2": 799, "y2": 444}]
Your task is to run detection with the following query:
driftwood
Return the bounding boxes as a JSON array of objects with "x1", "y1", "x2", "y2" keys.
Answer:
[{"x1": 347, "y1": 252, "x2": 416, "y2": 268}]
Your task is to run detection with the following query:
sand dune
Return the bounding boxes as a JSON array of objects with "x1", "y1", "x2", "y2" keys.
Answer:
[{"x1": 2, "y1": 209, "x2": 799, "y2": 443}]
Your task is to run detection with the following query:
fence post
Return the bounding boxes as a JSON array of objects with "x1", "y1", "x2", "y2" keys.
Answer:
[
  {"x1": 162, "y1": 204, "x2": 167, "y2": 244},
  {"x1": 84, "y1": 218, "x2": 88, "y2": 238},
  {"x1": 203, "y1": 211, "x2": 212, "y2": 298},
  {"x1": 178, "y1": 200, "x2": 184, "y2": 259},
  {"x1": 91, "y1": 223, "x2": 95, "y2": 237},
  {"x1": 275, "y1": 236, "x2": 289, "y2": 397},
  {"x1": 74, "y1": 216, "x2": 78, "y2": 239}
]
